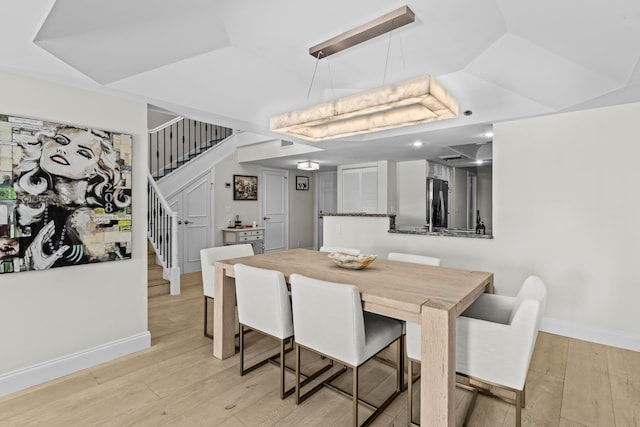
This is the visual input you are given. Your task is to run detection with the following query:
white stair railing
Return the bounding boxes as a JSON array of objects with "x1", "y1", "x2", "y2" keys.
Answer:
[
  {"x1": 147, "y1": 116, "x2": 234, "y2": 295},
  {"x1": 147, "y1": 171, "x2": 180, "y2": 295}
]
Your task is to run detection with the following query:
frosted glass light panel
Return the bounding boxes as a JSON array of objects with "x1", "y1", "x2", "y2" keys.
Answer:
[{"x1": 0, "y1": 114, "x2": 132, "y2": 274}]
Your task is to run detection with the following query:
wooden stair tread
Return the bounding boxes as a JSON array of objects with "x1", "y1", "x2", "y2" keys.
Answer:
[{"x1": 147, "y1": 240, "x2": 170, "y2": 297}]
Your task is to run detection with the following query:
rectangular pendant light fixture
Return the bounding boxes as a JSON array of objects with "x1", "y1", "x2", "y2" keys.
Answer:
[
  {"x1": 270, "y1": 74, "x2": 459, "y2": 141},
  {"x1": 270, "y1": 6, "x2": 458, "y2": 142}
]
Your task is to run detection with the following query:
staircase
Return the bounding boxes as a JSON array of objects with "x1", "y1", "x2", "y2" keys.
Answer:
[
  {"x1": 148, "y1": 117, "x2": 233, "y2": 180},
  {"x1": 148, "y1": 241, "x2": 170, "y2": 297},
  {"x1": 147, "y1": 116, "x2": 233, "y2": 296}
]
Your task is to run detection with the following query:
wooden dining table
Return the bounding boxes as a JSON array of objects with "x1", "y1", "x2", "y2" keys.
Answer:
[{"x1": 213, "y1": 248, "x2": 493, "y2": 426}]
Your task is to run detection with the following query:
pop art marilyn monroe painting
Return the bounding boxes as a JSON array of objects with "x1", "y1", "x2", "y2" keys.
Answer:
[{"x1": 0, "y1": 115, "x2": 133, "y2": 274}]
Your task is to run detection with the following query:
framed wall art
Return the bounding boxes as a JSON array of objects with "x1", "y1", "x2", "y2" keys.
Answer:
[
  {"x1": 0, "y1": 114, "x2": 133, "y2": 274},
  {"x1": 296, "y1": 175, "x2": 309, "y2": 190},
  {"x1": 233, "y1": 175, "x2": 258, "y2": 200}
]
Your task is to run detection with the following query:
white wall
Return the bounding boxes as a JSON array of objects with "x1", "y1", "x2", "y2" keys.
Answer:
[
  {"x1": 289, "y1": 172, "x2": 315, "y2": 249},
  {"x1": 213, "y1": 151, "x2": 263, "y2": 246},
  {"x1": 0, "y1": 71, "x2": 149, "y2": 394},
  {"x1": 396, "y1": 160, "x2": 427, "y2": 226},
  {"x1": 324, "y1": 102, "x2": 640, "y2": 350},
  {"x1": 147, "y1": 109, "x2": 177, "y2": 130},
  {"x1": 212, "y1": 151, "x2": 313, "y2": 249}
]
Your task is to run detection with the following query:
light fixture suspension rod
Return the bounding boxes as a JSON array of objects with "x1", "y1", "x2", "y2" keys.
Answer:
[
  {"x1": 382, "y1": 31, "x2": 392, "y2": 86},
  {"x1": 306, "y1": 51, "x2": 322, "y2": 102},
  {"x1": 308, "y1": 6, "x2": 415, "y2": 59}
]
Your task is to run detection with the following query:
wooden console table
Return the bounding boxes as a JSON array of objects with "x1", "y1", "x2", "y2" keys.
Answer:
[{"x1": 222, "y1": 227, "x2": 265, "y2": 254}]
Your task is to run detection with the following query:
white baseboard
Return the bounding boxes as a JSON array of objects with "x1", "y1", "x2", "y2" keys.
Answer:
[
  {"x1": 540, "y1": 317, "x2": 640, "y2": 352},
  {"x1": 0, "y1": 331, "x2": 151, "y2": 398}
]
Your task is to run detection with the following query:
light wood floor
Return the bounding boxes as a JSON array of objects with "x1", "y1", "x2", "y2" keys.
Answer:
[{"x1": 1, "y1": 273, "x2": 638, "y2": 427}]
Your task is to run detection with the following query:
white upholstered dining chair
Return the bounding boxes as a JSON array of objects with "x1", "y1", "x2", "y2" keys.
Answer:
[
  {"x1": 234, "y1": 263, "x2": 295, "y2": 399},
  {"x1": 290, "y1": 273, "x2": 404, "y2": 426},
  {"x1": 387, "y1": 252, "x2": 441, "y2": 267},
  {"x1": 200, "y1": 244, "x2": 254, "y2": 338},
  {"x1": 405, "y1": 275, "x2": 547, "y2": 426}
]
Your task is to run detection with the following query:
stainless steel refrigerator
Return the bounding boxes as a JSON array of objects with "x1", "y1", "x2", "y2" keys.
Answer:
[{"x1": 427, "y1": 178, "x2": 448, "y2": 229}]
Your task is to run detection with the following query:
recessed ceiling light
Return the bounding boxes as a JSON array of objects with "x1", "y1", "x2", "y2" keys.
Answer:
[
  {"x1": 412, "y1": 141, "x2": 423, "y2": 148},
  {"x1": 484, "y1": 130, "x2": 494, "y2": 138}
]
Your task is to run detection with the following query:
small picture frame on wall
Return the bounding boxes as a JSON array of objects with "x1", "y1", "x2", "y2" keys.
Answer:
[
  {"x1": 296, "y1": 175, "x2": 309, "y2": 191},
  {"x1": 233, "y1": 175, "x2": 258, "y2": 200}
]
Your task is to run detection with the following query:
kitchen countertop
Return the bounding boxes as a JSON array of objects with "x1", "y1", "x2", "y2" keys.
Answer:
[
  {"x1": 320, "y1": 213, "x2": 491, "y2": 238},
  {"x1": 390, "y1": 226, "x2": 493, "y2": 239},
  {"x1": 320, "y1": 213, "x2": 396, "y2": 218}
]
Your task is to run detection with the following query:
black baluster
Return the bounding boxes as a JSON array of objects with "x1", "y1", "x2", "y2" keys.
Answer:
[
  {"x1": 193, "y1": 119, "x2": 197, "y2": 155},
  {"x1": 162, "y1": 128, "x2": 167, "y2": 178},
  {"x1": 175, "y1": 122, "x2": 179, "y2": 170},
  {"x1": 195, "y1": 121, "x2": 200, "y2": 154},
  {"x1": 182, "y1": 122, "x2": 186, "y2": 163}
]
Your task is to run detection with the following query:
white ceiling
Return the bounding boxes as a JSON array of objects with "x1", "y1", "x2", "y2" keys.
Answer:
[{"x1": 2, "y1": 0, "x2": 640, "y2": 170}]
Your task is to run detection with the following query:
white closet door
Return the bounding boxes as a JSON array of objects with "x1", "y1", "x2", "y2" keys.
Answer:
[
  {"x1": 342, "y1": 169, "x2": 361, "y2": 213},
  {"x1": 360, "y1": 167, "x2": 378, "y2": 213},
  {"x1": 342, "y1": 166, "x2": 378, "y2": 213}
]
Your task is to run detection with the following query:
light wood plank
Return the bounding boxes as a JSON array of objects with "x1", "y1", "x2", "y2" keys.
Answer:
[
  {"x1": 561, "y1": 339, "x2": 616, "y2": 426},
  {"x1": 0, "y1": 273, "x2": 638, "y2": 427},
  {"x1": 0, "y1": 372, "x2": 98, "y2": 423},
  {"x1": 529, "y1": 332, "x2": 569, "y2": 379},
  {"x1": 606, "y1": 346, "x2": 640, "y2": 426}
]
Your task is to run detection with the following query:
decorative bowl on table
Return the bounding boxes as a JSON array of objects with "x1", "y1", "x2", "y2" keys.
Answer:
[{"x1": 328, "y1": 252, "x2": 377, "y2": 270}]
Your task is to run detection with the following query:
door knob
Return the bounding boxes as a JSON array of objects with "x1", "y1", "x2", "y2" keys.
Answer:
[
  {"x1": 263, "y1": 217, "x2": 271, "y2": 221},
  {"x1": 184, "y1": 220, "x2": 192, "y2": 224}
]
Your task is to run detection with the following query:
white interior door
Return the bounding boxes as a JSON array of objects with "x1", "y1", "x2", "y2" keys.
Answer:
[
  {"x1": 317, "y1": 171, "x2": 337, "y2": 249},
  {"x1": 261, "y1": 168, "x2": 288, "y2": 253},
  {"x1": 168, "y1": 174, "x2": 211, "y2": 274},
  {"x1": 182, "y1": 175, "x2": 210, "y2": 273}
]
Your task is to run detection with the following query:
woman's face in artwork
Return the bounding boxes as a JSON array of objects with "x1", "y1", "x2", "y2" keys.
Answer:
[
  {"x1": 0, "y1": 237, "x2": 19, "y2": 259},
  {"x1": 40, "y1": 128, "x2": 105, "y2": 180}
]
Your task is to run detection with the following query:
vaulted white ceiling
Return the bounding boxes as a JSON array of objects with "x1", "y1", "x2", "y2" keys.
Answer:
[{"x1": 3, "y1": 0, "x2": 640, "y2": 169}]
